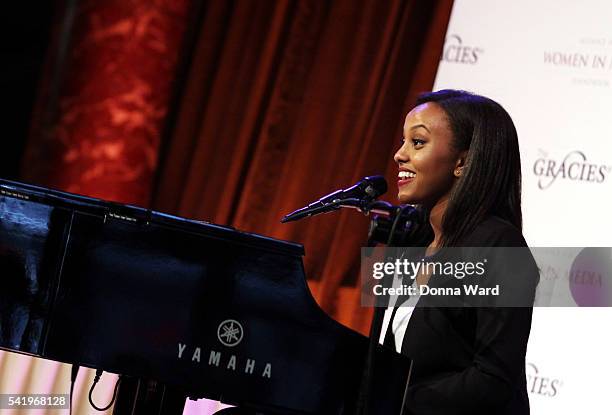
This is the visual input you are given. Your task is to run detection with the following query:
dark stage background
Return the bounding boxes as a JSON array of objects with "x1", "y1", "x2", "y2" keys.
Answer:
[{"x1": 11, "y1": 0, "x2": 453, "y2": 334}]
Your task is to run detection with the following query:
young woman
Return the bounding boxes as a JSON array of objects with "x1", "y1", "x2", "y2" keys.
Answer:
[{"x1": 385, "y1": 89, "x2": 539, "y2": 414}]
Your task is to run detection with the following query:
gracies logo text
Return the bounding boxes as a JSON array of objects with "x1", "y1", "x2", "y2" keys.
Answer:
[
  {"x1": 442, "y1": 35, "x2": 484, "y2": 65},
  {"x1": 532, "y1": 150, "x2": 611, "y2": 189}
]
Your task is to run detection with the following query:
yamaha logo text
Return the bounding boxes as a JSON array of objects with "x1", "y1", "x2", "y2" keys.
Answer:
[{"x1": 177, "y1": 319, "x2": 273, "y2": 378}]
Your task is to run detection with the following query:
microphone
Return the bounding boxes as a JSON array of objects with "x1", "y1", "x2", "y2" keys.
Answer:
[{"x1": 281, "y1": 176, "x2": 387, "y2": 223}]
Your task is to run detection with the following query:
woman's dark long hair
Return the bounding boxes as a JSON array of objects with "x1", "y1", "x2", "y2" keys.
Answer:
[{"x1": 415, "y1": 89, "x2": 522, "y2": 247}]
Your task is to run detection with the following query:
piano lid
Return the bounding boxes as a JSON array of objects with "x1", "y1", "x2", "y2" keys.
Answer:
[{"x1": 0, "y1": 178, "x2": 304, "y2": 257}]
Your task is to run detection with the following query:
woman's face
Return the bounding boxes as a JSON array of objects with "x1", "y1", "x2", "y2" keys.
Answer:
[{"x1": 393, "y1": 102, "x2": 464, "y2": 206}]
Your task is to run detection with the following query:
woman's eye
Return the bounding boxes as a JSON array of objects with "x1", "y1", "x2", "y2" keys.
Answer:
[{"x1": 412, "y1": 138, "x2": 425, "y2": 147}]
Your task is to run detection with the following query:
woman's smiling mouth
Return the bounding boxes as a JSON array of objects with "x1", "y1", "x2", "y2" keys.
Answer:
[{"x1": 398, "y1": 170, "x2": 416, "y2": 187}]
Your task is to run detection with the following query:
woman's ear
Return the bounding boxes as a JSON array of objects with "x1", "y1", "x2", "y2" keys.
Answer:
[{"x1": 454, "y1": 151, "x2": 468, "y2": 177}]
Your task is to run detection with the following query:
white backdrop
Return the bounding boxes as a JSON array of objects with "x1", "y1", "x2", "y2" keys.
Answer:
[{"x1": 434, "y1": 0, "x2": 612, "y2": 413}]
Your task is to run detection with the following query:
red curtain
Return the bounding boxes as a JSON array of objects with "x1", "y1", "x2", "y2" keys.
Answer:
[
  {"x1": 152, "y1": 0, "x2": 454, "y2": 333},
  {"x1": 22, "y1": 0, "x2": 192, "y2": 204},
  {"x1": 23, "y1": 0, "x2": 454, "y2": 335}
]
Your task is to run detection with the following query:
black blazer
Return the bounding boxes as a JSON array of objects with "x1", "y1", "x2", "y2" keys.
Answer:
[{"x1": 399, "y1": 216, "x2": 539, "y2": 415}]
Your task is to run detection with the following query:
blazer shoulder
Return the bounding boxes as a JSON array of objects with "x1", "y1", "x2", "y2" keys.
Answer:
[{"x1": 460, "y1": 216, "x2": 527, "y2": 247}]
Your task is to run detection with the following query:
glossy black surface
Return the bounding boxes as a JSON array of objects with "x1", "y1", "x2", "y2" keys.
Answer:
[{"x1": 0, "y1": 179, "x2": 410, "y2": 414}]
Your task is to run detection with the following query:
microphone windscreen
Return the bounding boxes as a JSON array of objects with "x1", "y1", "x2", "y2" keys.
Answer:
[{"x1": 362, "y1": 175, "x2": 387, "y2": 198}]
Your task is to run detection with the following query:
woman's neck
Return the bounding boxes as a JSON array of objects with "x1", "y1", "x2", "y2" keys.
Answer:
[{"x1": 428, "y1": 195, "x2": 450, "y2": 250}]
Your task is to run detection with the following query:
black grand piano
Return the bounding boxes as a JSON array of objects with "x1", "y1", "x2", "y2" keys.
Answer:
[{"x1": 0, "y1": 179, "x2": 410, "y2": 414}]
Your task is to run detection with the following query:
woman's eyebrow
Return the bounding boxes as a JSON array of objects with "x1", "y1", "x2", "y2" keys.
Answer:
[{"x1": 409, "y1": 124, "x2": 430, "y2": 132}]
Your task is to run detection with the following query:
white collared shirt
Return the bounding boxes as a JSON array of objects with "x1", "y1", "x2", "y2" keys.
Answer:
[{"x1": 379, "y1": 275, "x2": 420, "y2": 353}]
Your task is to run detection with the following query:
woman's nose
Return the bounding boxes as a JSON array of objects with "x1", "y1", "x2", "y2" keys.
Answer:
[{"x1": 394, "y1": 143, "x2": 409, "y2": 164}]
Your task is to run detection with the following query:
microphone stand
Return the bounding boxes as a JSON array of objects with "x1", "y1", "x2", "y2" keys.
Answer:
[
  {"x1": 281, "y1": 196, "x2": 423, "y2": 415},
  {"x1": 355, "y1": 203, "x2": 420, "y2": 415}
]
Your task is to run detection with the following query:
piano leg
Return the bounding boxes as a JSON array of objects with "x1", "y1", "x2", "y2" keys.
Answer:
[{"x1": 113, "y1": 377, "x2": 186, "y2": 415}]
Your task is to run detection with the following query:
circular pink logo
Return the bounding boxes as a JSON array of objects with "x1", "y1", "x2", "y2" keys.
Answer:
[{"x1": 569, "y1": 248, "x2": 611, "y2": 306}]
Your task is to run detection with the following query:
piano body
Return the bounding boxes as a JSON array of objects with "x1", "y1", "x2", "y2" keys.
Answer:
[{"x1": 0, "y1": 179, "x2": 410, "y2": 414}]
